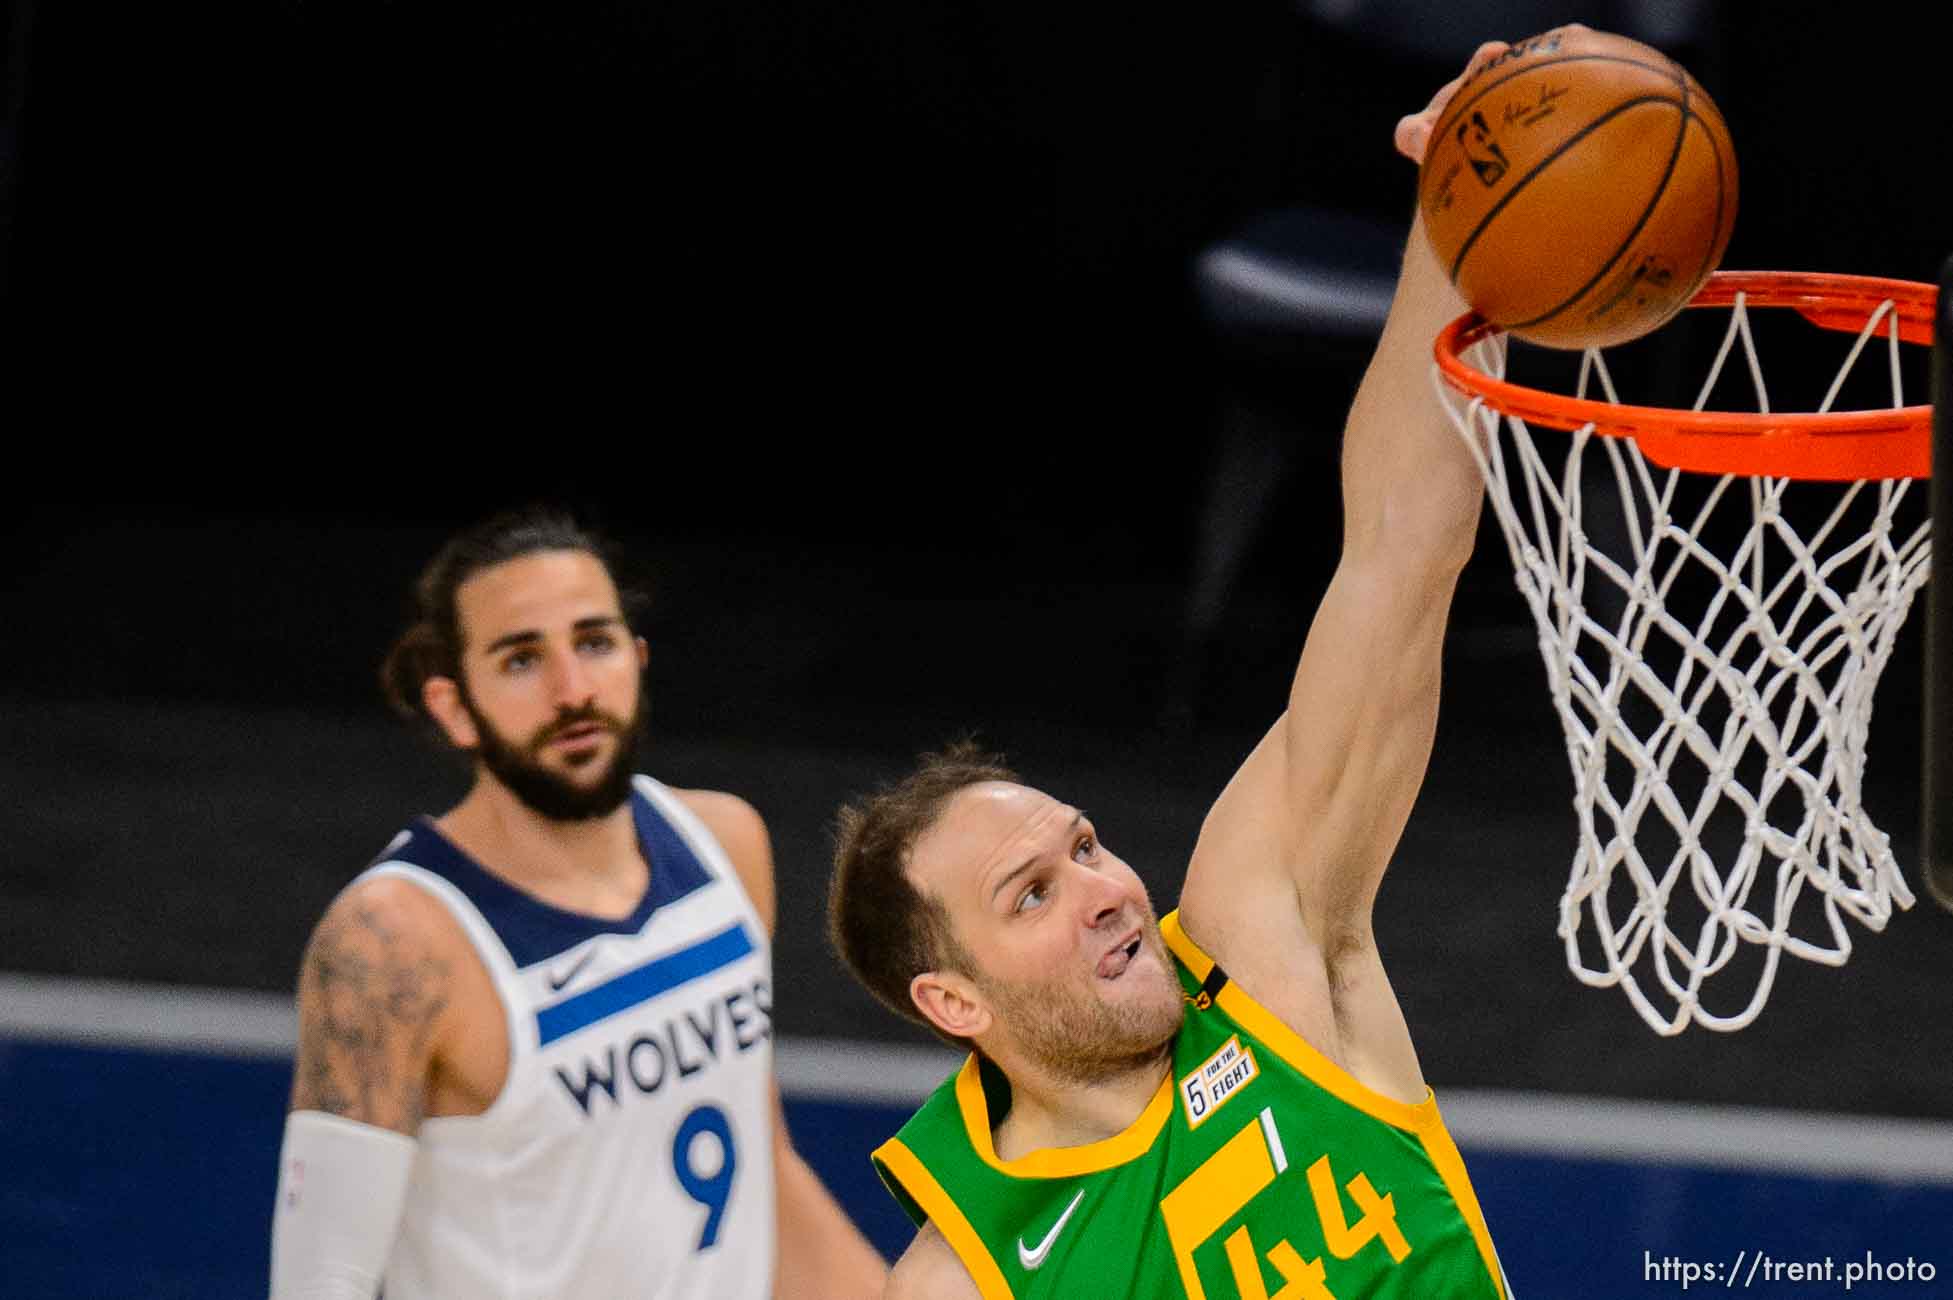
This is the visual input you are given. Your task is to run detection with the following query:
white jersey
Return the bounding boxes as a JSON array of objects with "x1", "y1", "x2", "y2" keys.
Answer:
[{"x1": 357, "y1": 776, "x2": 777, "y2": 1300}]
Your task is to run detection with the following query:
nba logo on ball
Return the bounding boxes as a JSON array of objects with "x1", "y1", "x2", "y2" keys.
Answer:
[{"x1": 1418, "y1": 26, "x2": 1738, "y2": 350}]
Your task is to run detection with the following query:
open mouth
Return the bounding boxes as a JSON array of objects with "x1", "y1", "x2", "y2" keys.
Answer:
[{"x1": 1098, "y1": 931, "x2": 1145, "y2": 979}]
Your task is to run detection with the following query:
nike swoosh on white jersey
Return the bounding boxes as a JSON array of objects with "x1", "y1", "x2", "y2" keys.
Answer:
[
  {"x1": 1016, "y1": 1189, "x2": 1085, "y2": 1271},
  {"x1": 546, "y1": 949, "x2": 597, "y2": 992}
]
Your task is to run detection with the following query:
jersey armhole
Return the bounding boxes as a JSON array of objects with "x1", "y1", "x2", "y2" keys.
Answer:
[
  {"x1": 1161, "y1": 910, "x2": 1439, "y2": 1133},
  {"x1": 871, "y1": 1138, "x2": 1017, "y2": 1300}
]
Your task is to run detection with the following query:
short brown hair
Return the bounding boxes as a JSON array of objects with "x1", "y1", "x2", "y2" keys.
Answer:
[{"x1": 827, "y1": 741, "x2": 1019, "y2": 1047}]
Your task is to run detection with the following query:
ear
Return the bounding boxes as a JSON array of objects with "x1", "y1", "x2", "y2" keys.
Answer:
[
  {"x1": 635, "y1": 635, "x2": 650, "y2": 670},
  {"x1": 909, "y1": 970, "x2": 993, "y2": 1043},
  {"x1": 422, "y1": 675, "x2": 479, "y2": 750}
]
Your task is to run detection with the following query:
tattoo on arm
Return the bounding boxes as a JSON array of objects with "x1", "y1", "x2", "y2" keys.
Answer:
[{"x1": 290, "y1": 900, "x2": 451, "y2": 1132}]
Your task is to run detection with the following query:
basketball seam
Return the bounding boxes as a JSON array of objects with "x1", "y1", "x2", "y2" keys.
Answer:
[
  {"x1": 1678, "y1": 81, "x2": 1736, "y2": 316},
  {"x1": 1430, "y1": 52, "x2": 1683, "y2": 160},
  {"x1": 1446, "y1": 94, "x2": 1684, "y2": 292},
  {"x1": 1664, "y1": 88, "x2": 1725, "y2": 336},
  {"x1": 1499, "y1": 96, "x2": 1690, "y2": 333}
]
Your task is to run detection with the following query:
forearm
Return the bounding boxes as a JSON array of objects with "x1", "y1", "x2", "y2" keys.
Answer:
[
  {"x1": 270, "y1": 1110, "x2": 416, "y2": 1298},
  {"x1": 1279, "y1": 215, "x2": 1480, "y2": 740},
  {"x1": 774, "y1": 1145, "x2": 887, "y2": 1300},
  {"x1": 1339, "y1": 213, "x2": 1485, "y2": 577}
]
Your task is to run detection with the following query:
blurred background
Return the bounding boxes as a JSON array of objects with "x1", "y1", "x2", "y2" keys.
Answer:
[{"x1": 4, "y1": 0, "x2": 1951, "y2": 1295}]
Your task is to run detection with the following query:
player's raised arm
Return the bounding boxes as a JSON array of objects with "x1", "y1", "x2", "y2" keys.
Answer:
[{"x1": 1177, "y1": 44, "x2": 1505, "y2": 1088}]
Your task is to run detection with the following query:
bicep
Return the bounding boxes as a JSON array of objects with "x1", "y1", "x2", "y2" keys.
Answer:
[
  {"x1": 1284, "y1": 560, "x2": 1452, "y2": 906},
  {"x1": 1184, "y1": 560, "x2": 1454, "y2": 939},
  {"x1": 290, "y1": 881, "x2": 454, "y2": 1135}
]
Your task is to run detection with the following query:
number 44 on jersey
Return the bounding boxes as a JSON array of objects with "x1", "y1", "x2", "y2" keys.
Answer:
[{"x1": 1160, "y1": 1106, "x2": 1410, "y2": 1300}]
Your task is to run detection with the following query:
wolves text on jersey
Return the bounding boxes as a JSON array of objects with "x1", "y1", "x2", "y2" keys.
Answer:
[{"x1": 553, "y1": 978, "x2": 771, "y2": 1115}]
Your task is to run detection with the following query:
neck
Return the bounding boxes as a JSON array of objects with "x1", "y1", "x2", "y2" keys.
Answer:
[
  {"x1": 440, "y1": 774, "x2": 641, "y2": 890},
  {"x1": 989, "y1": 1044, "x2": 1173, "y2": 1160}
]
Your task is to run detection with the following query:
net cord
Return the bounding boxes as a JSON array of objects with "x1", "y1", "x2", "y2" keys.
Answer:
[{"x1": 1439, "y1": 293, "x2": 1928, "y2": 1034}]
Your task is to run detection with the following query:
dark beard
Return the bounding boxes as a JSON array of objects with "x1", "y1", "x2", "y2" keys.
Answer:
[{"x1": 464, "y1": 694, "x2": 646, "y2": 822}]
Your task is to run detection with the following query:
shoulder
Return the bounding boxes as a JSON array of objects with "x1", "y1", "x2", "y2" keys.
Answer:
[
  {"x1": 886, "y1": 1221, "x2": 981, "y2": 1300},
  {"x1": 672, "y1": 787, "x2": 769, "y2": 855},
  {"x1": 305, "y1": 871, "x2": 471, "y2": 970},
  {"x1": 670, "y1": 786, "x2": 776, "y2": 932},
  {"x1": 296, "y1": 873, "x2": 473, "y2": 1022}
]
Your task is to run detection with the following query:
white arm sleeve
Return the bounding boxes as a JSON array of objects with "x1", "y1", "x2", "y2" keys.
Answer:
[{"x1": 269, "y1": 1110, "x2": 417, "y2": 1300}]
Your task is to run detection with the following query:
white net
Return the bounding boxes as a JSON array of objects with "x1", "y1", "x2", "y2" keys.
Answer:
[{"x1": 1438, "y1": 294, "x2": 1932, "y2": 1035}]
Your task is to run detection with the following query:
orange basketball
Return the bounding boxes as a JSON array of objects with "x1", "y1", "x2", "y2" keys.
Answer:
[{"x1": 1418, "y1": 26, "x2": 1738, "y2": 350}]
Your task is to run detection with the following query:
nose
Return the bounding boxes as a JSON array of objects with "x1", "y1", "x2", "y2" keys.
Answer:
[
  {"x1": 547, "y1": 643, "x2": 597, "y2": 710},
  {"x1": 1079, "y1": 866, "x2": 1126, "y2": 932}
]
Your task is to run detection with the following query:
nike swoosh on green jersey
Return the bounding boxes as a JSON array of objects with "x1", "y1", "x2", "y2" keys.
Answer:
[{"x1": 1015, "y1": 1189, "x2": 1086, "y2": 1271}]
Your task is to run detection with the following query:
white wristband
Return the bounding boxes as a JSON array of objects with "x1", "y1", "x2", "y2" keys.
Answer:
[{"x1": 269, "y1": 1110, "x2": 417, "y2": 1300}]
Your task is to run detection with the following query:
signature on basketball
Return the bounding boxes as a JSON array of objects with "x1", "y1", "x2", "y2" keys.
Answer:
[
  {"x1": 1587, "y1": 253, "x2": 1676, "y2": 323},
  {"x1": 1503, "y1": 84, "x2": 1567, "y2": 129}
]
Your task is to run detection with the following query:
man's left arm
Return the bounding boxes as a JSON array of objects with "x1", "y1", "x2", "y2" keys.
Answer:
[{"x1": 683, "y1": 790, "x2": 888, "y2": 1300}]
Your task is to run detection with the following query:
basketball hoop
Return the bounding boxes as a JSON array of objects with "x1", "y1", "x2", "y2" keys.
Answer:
[{"x1": 1434, "y1": 270, "x2": 1936, "y2": 1035}]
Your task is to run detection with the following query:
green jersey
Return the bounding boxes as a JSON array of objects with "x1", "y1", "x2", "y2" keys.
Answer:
[{"x1": 873, "y1": 912, "x2": 1507, "y2": 1300}]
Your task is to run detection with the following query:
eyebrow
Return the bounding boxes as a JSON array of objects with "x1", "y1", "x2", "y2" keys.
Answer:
[
  {"x1": 483, "y1": 615, "x2": 626, "y2": 657},
  {"x1": 988, "y1": 810, "x2": 1086, "y2": 905}
]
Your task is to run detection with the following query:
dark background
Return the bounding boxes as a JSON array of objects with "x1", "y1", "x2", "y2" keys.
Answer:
[{"x1": 3, "y1": 0, "x2": 1951, "y2": 1120}]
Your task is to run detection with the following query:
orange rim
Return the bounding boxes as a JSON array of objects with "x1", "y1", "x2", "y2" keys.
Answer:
[{"x1": 1434, "y1": 271, "x2": 1937, "y2": 481}]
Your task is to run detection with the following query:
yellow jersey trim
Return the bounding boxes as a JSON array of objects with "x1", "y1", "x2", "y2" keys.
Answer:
[
  {"x1": 873, "y1": 1137, "x2": 1018, "y2": 1300},
  {"x1": 1417, "y1": 1102, "x2": 1510, "y2": 1299},
  {"x1": 1159, "y1": 910, "x2": 1440, "y2": 1134},
  {"x1": 954, "y1": 1053, "x2": 1178, "y2": 1178}
]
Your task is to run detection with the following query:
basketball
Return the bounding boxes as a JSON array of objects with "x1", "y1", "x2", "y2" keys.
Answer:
[{"x1": 1418, "y1": 26, "x2": 1738, "y2": 350}]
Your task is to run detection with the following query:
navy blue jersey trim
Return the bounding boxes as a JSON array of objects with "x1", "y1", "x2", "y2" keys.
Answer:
[
  {"x1": 371, "y1": 785, "x2": 714, "y2": 967},
  {"x1": 535, "y1": 921, "x2": 756, "y2": 1046}
]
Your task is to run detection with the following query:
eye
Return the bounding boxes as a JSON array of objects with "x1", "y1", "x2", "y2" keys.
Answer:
[
  {"x1": 503, "y1": 648, "x2": 540, "y2": 673},
  {"x1": 1014, "y1": 879, "x2": 1050, "y2": 914},
  {"x1": 1073, "y1": 834, "x2": 1098, "y2": 863},
  {"x1": 578, "y1": 631, "x2": 619, "y2": 655}
]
